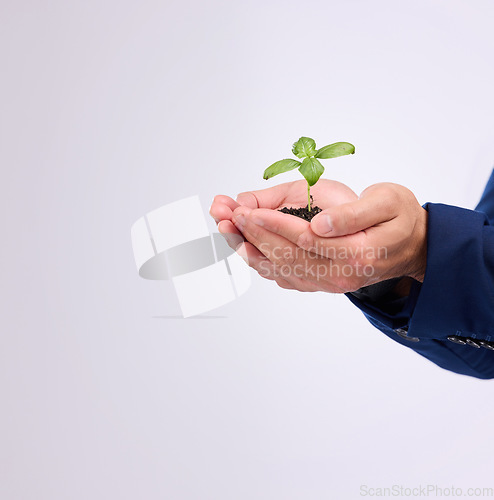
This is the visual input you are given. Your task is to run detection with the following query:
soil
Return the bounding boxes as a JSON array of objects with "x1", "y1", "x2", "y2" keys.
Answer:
[{"x1": 278, "y1": 199, "x2": 322, "y2": 222}]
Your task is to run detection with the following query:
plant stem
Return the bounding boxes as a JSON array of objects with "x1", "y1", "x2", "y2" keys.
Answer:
[{"x1": 307, "y1": 183, "x2": 311, "y2": 211}]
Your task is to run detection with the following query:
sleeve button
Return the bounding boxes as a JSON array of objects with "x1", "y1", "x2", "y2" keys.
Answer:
[
  {"x1": 447, "y1": 336, "x2": 467, "y2": 345},
  {"x1": 394, "y1": 328, "x2": 420, "y2": 342},
  {"x1": 479, "y1": 341, "x2": 494, "y2": 351}
]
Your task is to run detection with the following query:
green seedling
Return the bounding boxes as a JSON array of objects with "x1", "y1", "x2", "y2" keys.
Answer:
[{"x1": 263, "y1": 137, "x2": 355, "y2": 211}]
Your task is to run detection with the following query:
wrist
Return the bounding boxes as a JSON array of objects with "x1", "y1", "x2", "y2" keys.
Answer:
[{"x1": 407, "y1": 207, "x2": 428, "y2": 282}]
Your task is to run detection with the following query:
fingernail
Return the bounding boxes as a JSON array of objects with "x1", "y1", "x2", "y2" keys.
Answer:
[
  {"x1": 234, "y1": 214, "x2": 246, "y2": 231},
  {"x1": 315, "y1": 214, "x2": 333, "y2": 234}
]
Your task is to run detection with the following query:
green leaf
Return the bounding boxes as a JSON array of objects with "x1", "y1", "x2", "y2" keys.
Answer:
[
  {"x1": 298, "y1": 157, "x2": 324, "y2": 186},
  {"x1": 292, "y1": 137, "x2": 317, "y2": 159},
  {"x1": 263, "y1": 159, "x2": 301, "y2": 180},
  {"x1": 315, "y1": 142, "x2": 355, "y2": 159}
]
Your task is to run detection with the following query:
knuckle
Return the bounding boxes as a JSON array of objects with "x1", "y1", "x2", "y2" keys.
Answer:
[
  {"x1": 236, "y1": 191, "x2": 249, "y2": 200},
  {"x1": 268, "y1": 246, "x2": 297, "y2": 269},
  {"x1": 257, "y1": 266, "x2": 274, "y2": 280},
  {"x1": 387, "y1": 187, "x2": 404, "y2": 206},
  {"x1": 343, "y1": 253, "x2": 360, "y2": 269},
  {"x1": 296, "y1": 229, "x2": 316, "y2": 251},
  {"x1": 237, "y1": 191, "x2": 258, "y2": 208},
  {"x1": 343, "y1": 204, "x2": 359, "y2": 232},
  {"x1": 275, "y1": 278, "x2": 294, "y2": 290},
  {"x1": 247, "y1": 256, "x2": 269, "y2": 276},
  {"x1": 281, "y1": 247, "x2": 298, "y2": 267},
  {"x1": 382, "y1": 183, "x2": 414, "y2": 208},
  {"x1": 212, "y1": 194, "x2": 230, "y2": 208},
  {"x1": 243, "y1": 221, "x2": 262, "y2": 243},
  {"x1": 365, "y1": 183, "x2": 401, "y2": 206}
]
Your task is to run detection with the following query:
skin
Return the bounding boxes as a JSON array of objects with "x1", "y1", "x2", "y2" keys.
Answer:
[{"x1": 210, "y1": 179, "x2": 428, "y2": 294}]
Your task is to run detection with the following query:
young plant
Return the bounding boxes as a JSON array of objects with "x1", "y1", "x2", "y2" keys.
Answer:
[{"x1": 263, "y1": 137, "x2": 355, "y2": 211}]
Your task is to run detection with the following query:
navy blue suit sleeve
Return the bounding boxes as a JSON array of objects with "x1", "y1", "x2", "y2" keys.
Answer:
[
  {"x1": 346, "y1": 170, "x2": 494, "y2": 379},
  {"x1": 475, "y1": 169, "x2": 494, "y2": 224}
]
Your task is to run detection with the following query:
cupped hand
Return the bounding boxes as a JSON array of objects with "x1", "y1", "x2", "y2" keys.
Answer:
[
  {"x1": 209, "y1": 179, "x2": 359, "y2": 292},
  {"x1": 225, "y1": 182, "x2": 427, "y2": 293}
]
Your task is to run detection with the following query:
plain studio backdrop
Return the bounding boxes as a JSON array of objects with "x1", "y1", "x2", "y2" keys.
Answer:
[{"x1": 1, "y1": 1, "x2": 494, "y2": 499}]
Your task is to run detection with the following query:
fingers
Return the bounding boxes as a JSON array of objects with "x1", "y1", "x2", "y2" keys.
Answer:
[
  {"x1": 217, "y1": 220, "x2": 245, "y2": 249},
  {"x1": 237, "y1": 180, "x2": 359, "y2": 212},
  {"x1": 310, "y1": 184, "x2": 400, "y2": 237},
  {"x1": 217, "y1": 218, "x2": 281, "y2": 281},
  {"x1": 239, "y1": 207, "x2": 312, "y2": 248},
  {"x1": 231, "y1": 206, "x2": 368, "y2": 293},
  {"x1": 232, "y1": 206, "x2": 311, "y2": 268},
  {"x1": 236, "y1": 192, "x2": 260, "y2": 209},
  {"x1": 235, "y1": 241, "x2": 299, "y2": 289},
  {"x1": 236, "y1": 182, "x2": 294, "y2": 209},
  {"x1": 232, "y1": 207, "x2": 327, "y2": 292},
  {"x1": 236, "y1": 242, "x2": 321, "y2": 292},
  {"x1": 234, "y1": 206, "x2": 337, "y2": 259},
  {"x1": 219, "y1": 183, "x2": 418, "y2": 293},
  {"x1": 232, "y1": 205, "x2": 377, "y2": 269},
  {"x1": 209, "y1": 195, "x2": 240, "y2": 224},
  {"x1": 219, "y1": 228, "x2": 291, "y2": 285},
  {"x1": 235, "y1": 241, "x2": 275, "y2": 278}
]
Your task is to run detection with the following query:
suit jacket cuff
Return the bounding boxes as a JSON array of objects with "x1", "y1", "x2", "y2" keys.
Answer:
[{"x1": 407, "y1": 202, "x2": 494, "y2": 341}]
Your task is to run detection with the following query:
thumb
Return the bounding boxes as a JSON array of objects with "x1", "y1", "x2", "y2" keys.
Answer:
[{"x1": 311, "y1": 184, "x2": 399, "y2": 237}]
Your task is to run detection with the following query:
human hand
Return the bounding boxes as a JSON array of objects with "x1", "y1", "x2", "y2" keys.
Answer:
[
  {"x1": 222, "y1": 182, "x2": 427, "y2": 293},
  {"x1": 209, "y1": 179, "x2": 359, "y2": 291}
]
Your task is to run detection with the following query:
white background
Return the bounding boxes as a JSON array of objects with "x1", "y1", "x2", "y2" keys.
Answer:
[{"x1": 1, "y1": 1, "x2": 494, "y2": 498}]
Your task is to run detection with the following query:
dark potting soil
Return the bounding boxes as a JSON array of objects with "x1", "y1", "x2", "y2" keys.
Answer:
[{"x1": 278, "y1": 205, "x2": 322, "y2": 222}]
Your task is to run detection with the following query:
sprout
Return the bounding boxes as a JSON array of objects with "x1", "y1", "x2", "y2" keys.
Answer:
[{"x1": 263, "y1": 137, "x2": 355, "y2": 211}]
